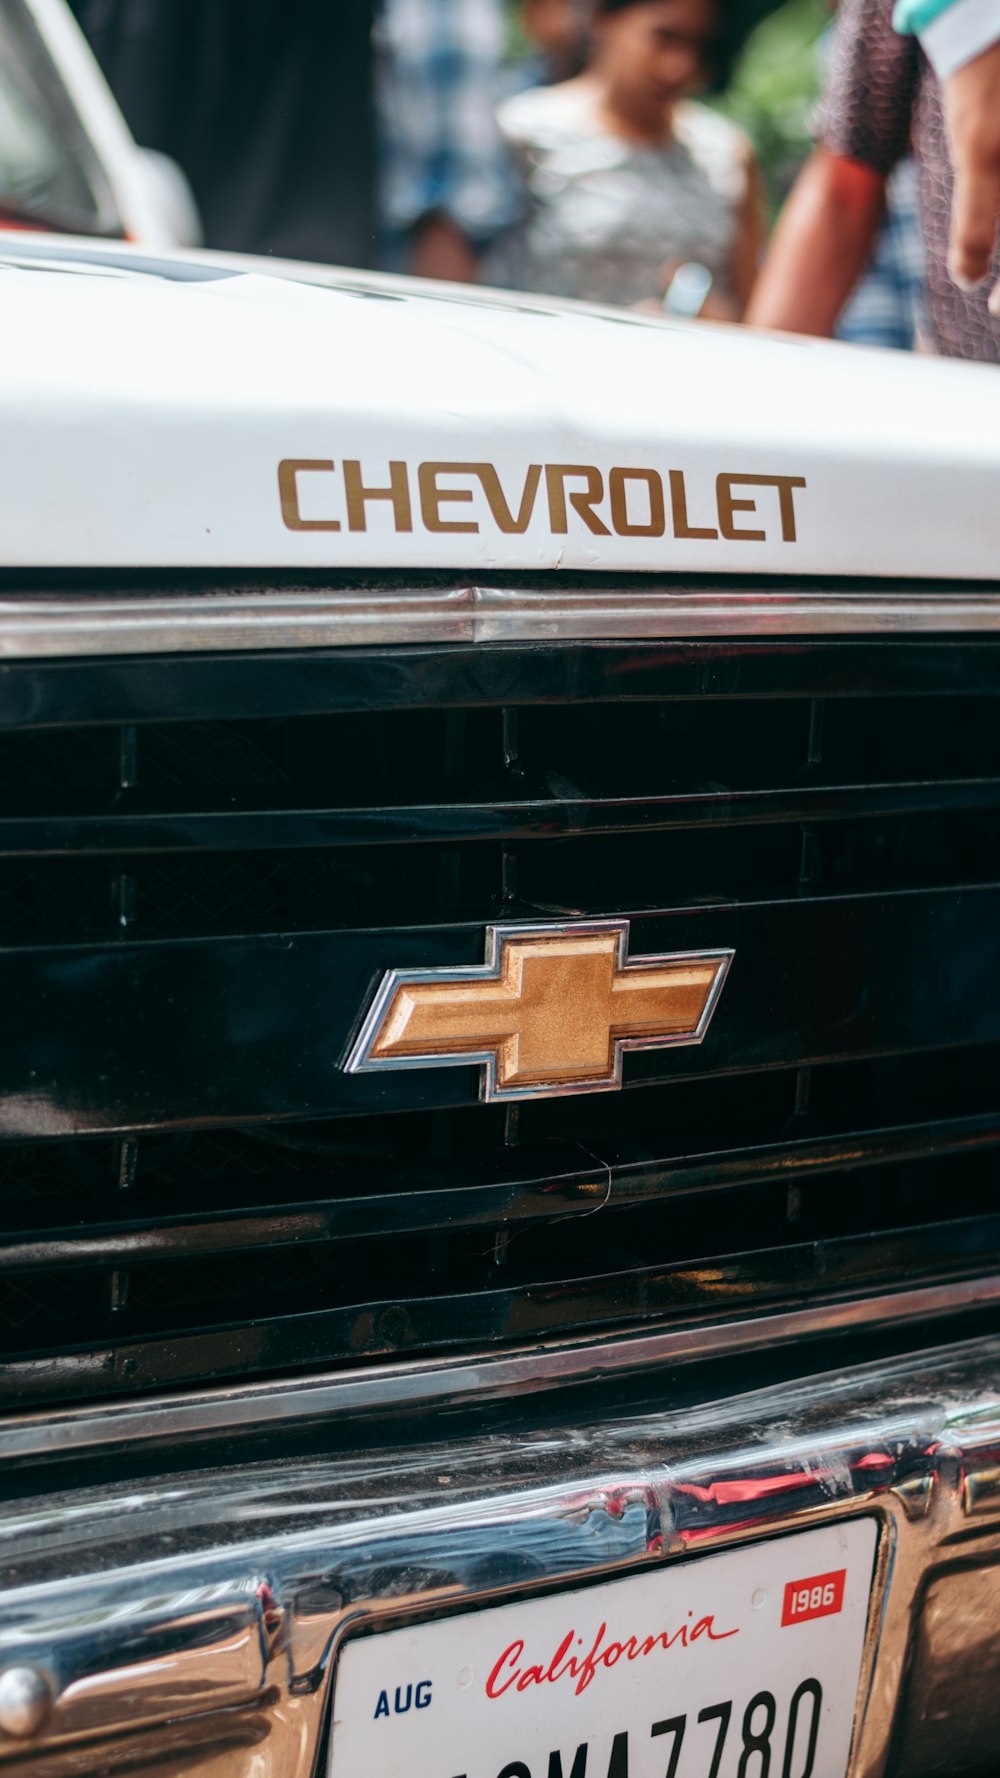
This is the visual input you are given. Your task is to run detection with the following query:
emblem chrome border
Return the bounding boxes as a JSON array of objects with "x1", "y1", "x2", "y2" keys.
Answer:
[{"x1": 345, "y1": 918, "x2": 734, "y2": 1103}]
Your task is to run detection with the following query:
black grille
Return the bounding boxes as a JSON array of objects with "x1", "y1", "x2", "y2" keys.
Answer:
[{"x1": 1, "y1": 628, "x2": 1000, "y2": 1406}]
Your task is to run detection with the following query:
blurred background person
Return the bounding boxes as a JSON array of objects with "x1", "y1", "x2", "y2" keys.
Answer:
[
  {"x1": 376, "y1": 0, "x2": 522, "y2": 278},
  {"x1": 484, "y1": 0, "x2": 764, "y2": 317},
  {"x1": 821, "y1": 6, "x2": 926, "y2": 351},
  {"x1": 67, "y1": 0, "x2": 520, "y2": 280},
  {"x1": 66, "y1": 0, "x2": 377, "y2": 265},
  {"x1": 746, "y1": 0, "x2": 1000, "y2": 359},
  {"x1": 508, "y1": 0, "x2": 593, "y2": 90},
  {"x1": 835, "y1": 157, "x2": 926, "y2": 349}
]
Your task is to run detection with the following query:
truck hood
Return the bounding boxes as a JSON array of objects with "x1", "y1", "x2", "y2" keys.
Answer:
[{"x1": 2, "y1": 238, "x2": 999, "y2": 578}]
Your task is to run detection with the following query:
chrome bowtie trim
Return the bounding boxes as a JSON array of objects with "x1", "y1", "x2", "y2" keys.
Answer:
[{"x1": 347, "y1": 919, "x2": 733, "y2": 1102}]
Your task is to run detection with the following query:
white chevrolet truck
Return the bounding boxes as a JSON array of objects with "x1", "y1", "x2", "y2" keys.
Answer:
[{"x1": 1, "y1": 3, "x2": 1000, "y2": 1777}]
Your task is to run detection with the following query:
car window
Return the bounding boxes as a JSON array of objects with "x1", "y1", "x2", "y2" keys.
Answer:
[{"x1": 0, "y1": 0, "x2": 122, "y2": 234}]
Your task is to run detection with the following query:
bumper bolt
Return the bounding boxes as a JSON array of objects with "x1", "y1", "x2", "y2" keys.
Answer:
[{"x1": 0, "y1": 1667, "x2": 53, "y2": 1739}]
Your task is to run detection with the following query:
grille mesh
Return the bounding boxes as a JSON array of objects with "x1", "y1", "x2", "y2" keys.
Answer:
[{"x1": 0, "y1": 631, "x2": 998, "y2": 1404}]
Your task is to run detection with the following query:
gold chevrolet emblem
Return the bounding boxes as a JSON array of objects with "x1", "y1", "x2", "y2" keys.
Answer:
[{"x1": 347, "y1": 920, "x2": 733, "y2": 1103}]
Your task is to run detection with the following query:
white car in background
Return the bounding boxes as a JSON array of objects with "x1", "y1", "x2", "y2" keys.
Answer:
[{"x1": 0, "y1": 0, "x2": 196, "y2": 244}]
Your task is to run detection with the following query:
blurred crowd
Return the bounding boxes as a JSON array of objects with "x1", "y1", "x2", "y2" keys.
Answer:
[{"x1": 68, "y1": 0, "x2": 1000, "y2": 363}]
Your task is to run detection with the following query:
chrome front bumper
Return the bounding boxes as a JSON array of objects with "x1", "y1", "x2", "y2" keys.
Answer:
[{"x1": 0, "y1": 1334, "x2": 999, "y2": 1776}]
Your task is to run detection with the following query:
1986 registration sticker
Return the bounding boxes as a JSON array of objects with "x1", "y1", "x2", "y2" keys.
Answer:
[{"x1": 328, "y1": 1520, "x2": 876, "y2": 1778}]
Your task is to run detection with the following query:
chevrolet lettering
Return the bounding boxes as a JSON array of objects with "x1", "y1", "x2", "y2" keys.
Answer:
[
  {"x1": 0, "y1": 36, "x2": 999, "y2": 1778},
  {"x1": 278, "y1": 458, "x2": 808, "y2": 546}
]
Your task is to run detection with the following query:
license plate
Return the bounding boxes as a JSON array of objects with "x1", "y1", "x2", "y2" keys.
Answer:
[{"x1": 329, "y1": 1519, "x2": 877, "y2": 1778}]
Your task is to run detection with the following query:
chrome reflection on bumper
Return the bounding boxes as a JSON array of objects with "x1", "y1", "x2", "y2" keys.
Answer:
[{"x1": 0, "y1": 1336, "x2": 998, "y2": 1775}]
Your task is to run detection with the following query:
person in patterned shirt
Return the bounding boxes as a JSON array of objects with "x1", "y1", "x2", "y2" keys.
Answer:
[
  {"x1": 376, "y1": 0, "x2": 523, "y2": 278},
  {"x1": 484, "y1": 0, "x2": 764, "y2": 315},
  {"x1": 747, "y1": 0, "x2": 1000, "y2": 361}
]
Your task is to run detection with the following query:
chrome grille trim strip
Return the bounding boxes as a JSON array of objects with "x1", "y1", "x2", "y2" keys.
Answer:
[
  {"x1": 2, "y1": 585, "x2": 1000, "y2": 656},
  {"x1": 5, "y1": 1273, "x2": 1000, "y2": 1464}
]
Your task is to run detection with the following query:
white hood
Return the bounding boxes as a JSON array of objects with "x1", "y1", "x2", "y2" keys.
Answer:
[{"x1": 2, "y1": 243, "x2": 999, "y2": 578}]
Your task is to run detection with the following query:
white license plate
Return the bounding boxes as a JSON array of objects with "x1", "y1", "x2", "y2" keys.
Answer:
[{"x1": 329, "y1": 1519, "x2": 877, "y2": 1778}]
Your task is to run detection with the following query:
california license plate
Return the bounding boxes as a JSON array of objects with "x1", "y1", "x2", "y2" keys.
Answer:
[{"x1": 328, "y1": 1519, "x2": 877, "y2": 1778}]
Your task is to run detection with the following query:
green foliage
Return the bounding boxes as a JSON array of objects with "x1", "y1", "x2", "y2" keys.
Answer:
[
  {"x1": 712, "y1": 0, "x2": 829, "y2": 213},
  {"x1": 505, "y1": 3, "x2": 530, "y2": 59}
]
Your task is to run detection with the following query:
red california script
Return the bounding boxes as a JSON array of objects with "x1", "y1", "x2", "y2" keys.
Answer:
[{"x1": 486, "y1": 1613, "x2": 739, "y2": 1700}]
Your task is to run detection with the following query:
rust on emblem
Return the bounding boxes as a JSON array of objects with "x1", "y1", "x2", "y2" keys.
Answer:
[{"x1": 347, "y1": 921, "x2": 733, "y2": 1103}]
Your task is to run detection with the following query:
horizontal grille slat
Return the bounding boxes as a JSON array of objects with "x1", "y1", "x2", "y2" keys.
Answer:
[
  {"x1": 1, "y1": 1210, "x2": 998, "y2": 1407},
  {"x1": 5, "y1": 623, "x2": 1000, "y2": 731},
  {"x1": 2, "y1": 885, "x2": 998, "y2": 1133},
  {"x1": 0, "y1": 620, "x2": 997, "y2": 1406},
  {"x1": 2, "y1": 776, "x2": 1000, "y2": 855},
  {"x1": 0, "y1": 1110, "x2": 996, "y2": 1272}
]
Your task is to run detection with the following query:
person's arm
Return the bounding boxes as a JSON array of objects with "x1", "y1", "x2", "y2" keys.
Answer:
[
  {"x1": 729, "y1": 144, "x2": 766, "y2": 318},
  {"x1": 745, "y1": 149, "x2": 886, "y2": 335},
  {"x1": 408, "y1": 214, "x2": 478, "y2": 283},
  {"x1": 657, "y1": 136, "x2": 763, "y2": 323},
  {"x1": 894, "y1": 0, "x2": 1000, "y2": 301},
  {"x1": 940, "y1": 40, "x2": 1000, "y2": 302}
]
